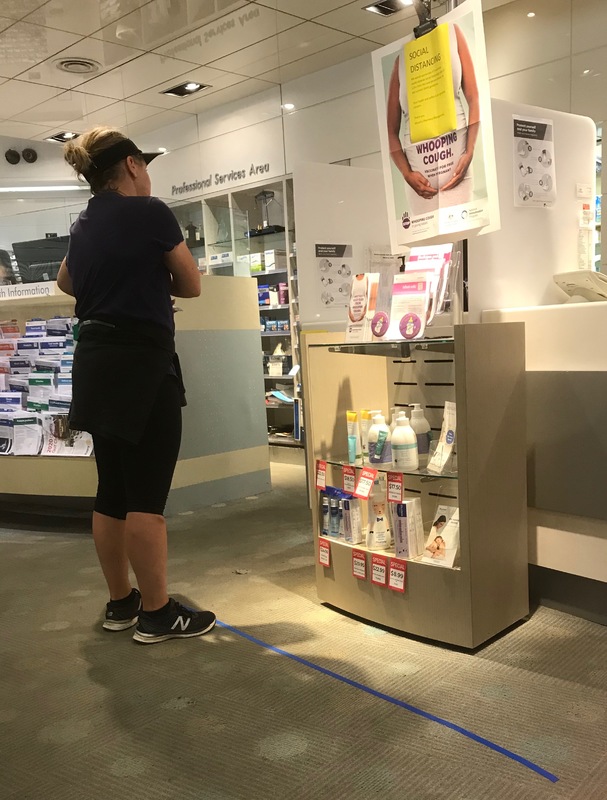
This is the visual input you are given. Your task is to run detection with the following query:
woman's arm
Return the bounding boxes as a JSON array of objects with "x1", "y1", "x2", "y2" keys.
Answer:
[
  {"x1": 442, "y1": 24, "x2": 480, "y2": 191},
  {"x1": 57, "y1": 258, "x2": 74, "y2": 297},
  {"x1": 387, "y1": 57, "x2": 437, "y2": 198},
  {"x1": 164, "y1": 241, "x2": 201, "y2": 299}
]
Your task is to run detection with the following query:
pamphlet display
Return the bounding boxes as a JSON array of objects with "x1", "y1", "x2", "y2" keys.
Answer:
[
  {"x1": 0, "y1": 315, "x2": 92, "y2": 457},
  {"x1": 345, "y1": 243, "x2": 455, "y2": 342},
  {"x1": 422, "y1": 506, "x2": 460, "y2": 568}
]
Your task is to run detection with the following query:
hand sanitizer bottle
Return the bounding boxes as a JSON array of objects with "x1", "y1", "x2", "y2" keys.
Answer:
[
  {"x1": 410, "y1": 404, "x2": 432, "y2": 467},
  {"x1": 392, "y1": 414, "x2": 419, "y2": 471}
]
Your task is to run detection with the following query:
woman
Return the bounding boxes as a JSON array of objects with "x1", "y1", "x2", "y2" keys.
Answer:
[
  {"x1": 387, "y1": 23, "x2": 480, "y2": 215},
  {"x1": 58, "y1": 126, "x2": 215, "y2": 644}
]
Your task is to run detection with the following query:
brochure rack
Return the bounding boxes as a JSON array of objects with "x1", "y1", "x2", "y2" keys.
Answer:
[
  {"x1": 0, "y1": 279, "x2": 270, "y2": 514},
  {"x1": 301, "y1": 322, "x2": 528, "y2": 648}
]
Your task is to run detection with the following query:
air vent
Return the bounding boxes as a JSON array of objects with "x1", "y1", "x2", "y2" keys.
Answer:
[
  {"x1": 364, "y1": 0, "x2": 411, "y2": 15},
  {"x1": 55, "y1": 58, "x2": 101, "y2": 75}
]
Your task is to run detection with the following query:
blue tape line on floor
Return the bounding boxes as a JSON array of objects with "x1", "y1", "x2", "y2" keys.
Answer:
[{"x1": 216, "y1": 620, "x2": 559, "y2": 784}]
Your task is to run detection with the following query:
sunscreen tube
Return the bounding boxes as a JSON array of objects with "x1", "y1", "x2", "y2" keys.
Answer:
[
  {"x1": 360, "y1": 409, "x2": 371, "y2": 461},
  {"x1": 346, "y1": 410, "x2": 363, "y2": 466}
]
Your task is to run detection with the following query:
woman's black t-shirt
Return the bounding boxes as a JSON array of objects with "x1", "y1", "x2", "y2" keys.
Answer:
[{"x1": 66, "y1": 193, "x2": 183, "y2": 332}]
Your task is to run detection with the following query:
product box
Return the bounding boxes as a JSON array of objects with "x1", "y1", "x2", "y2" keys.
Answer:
[
  {"x1": 265, "y1": 354, "x2": 292, "y2": 376},
  {"x1": 197, "y1": 257, "x2": 207, "y2": 275},
  {"x1": 46, "y1": 317, "x2": 72, "y2": 336},
  {"x1": 392, "y1": 498, "x2": 424, "y2": 559},
  {"x1": 278, "y1": 282, "x2": 289, "y2": 305},
  {"x1": 258, "y1": 285, "x2": 270, "y2": 306},
  {"x1": 249, "y1": 253, "x2": 264, "y2": 272},
  {"x1": 277, "y1": 319, "x2": 290, "y2": 332},
  {"x1": 0, "y1": 341, "x2": 17, "y2": 356},
  {"x1": 0, "y1": 321, "x2": 20, "y2": 339},
  {"x1": 0, "y1": 413, "x2": 13, "y2": 455},
  {"x1": 17, "y1": 339, "x2": 40, "y2": 357},
  {"x1": 209, "y1": 251, "x2": 233, "y2": 268},
  {"x1": 264, "y1": 249, "x2": 287, "y2": 271},
  {"x1": 268, "y1": 285, "x2": 280, "y2": 307},
  {"x1": 0, "y1": 392, "x2": 23, "y2": 412},
  {"x1": 265, "y1": 319, "x2": 278, "y2": 332}
]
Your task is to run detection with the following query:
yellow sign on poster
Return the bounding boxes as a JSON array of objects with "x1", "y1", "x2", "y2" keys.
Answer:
[{"x1": 405, "y1": 24, "x2": 457, "y2": 144}]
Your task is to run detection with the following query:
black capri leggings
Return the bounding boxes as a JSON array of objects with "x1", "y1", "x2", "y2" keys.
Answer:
[{"x1": 92, "y1": 375, "x2": 182, "y2": 519}]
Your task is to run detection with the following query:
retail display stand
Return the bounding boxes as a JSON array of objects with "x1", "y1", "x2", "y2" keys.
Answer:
[
  {"x1": 301, "y1": 322, "x2": 528, "y2": 649},
  {"x1": 0, "y1": 279, "x2": 270, "y2": 513}
]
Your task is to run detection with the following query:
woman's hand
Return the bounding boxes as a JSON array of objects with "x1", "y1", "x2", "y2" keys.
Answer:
[
  {"x1": 403, "y1": 170, "x2": 438, "y2": 199},
  {"x1": 442, "y1": 150, "x2": 473, "y2": 191}
]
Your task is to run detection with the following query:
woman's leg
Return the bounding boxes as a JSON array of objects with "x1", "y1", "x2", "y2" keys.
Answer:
[
  {"x1": 122, "y1": 376, "x2": 183, "y2": 612},
  {"x1": 91, "y1": 435, "x2": 131, "y2": 601}
]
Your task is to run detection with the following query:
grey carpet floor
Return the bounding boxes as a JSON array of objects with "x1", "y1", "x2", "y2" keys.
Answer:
[{"x1": 2, "y1": 463, "x2": 607, "y2": 800}]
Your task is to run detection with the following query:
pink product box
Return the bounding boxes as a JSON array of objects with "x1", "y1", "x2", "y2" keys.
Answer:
[{"x1": 277, "y1": 283, "x2": 289, "y2": 305}]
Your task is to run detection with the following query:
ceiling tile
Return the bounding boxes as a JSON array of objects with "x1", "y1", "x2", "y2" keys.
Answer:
[
  {"x1": 362, "y1": 16, "x2": 417, "y2": 45},
  {"x1": 22, "y1": 0, "x2": 154, "y2": 36},
  {"x1": 315, "y1": 1, "x2": 417, "y2": 37},
  {"x1": 259, "y1": 36, "x2": 377, "y2": 85},
  {"x1": 128, "y1": 66, "x2": 245, "y2": 109},
  {"x1": 209, "y1": 21, "x2": 351, "y2": 78},
  {"x1": 0, "y1": 79, "x2": 63, "y2": 119},
  {"x1": 489, "y1": 57, "x2": 571, "y2": 114},
  {"x1": 0, "y1": 120, "x2": 52, "y2": 139},
  {"x1": 16, "y1": 38, "x2": 142, "y2": 90},
  {"x1": 572, "y1": 0, "x2": 606, "y2": 56},
  {"x1": 154, "y1": 5, "x2": 301, "y2": 66},
  {"x1": 74, "y1": 53, "x2": 199, "y2": 101},
  {"x1": 189, "y1": 77, "x2": 278, "y2": 114},
  {"x1": 11, "y1": 90, "x2": 117, "y2": 127},
  {"x1": 64, "y1": 99, "x2": 166, "y2": 131},
  {"x1": 0, "y1": 16, "x2": 14, "y2": 34},
  {"x1": 0, "y1": 21, "x2": 82, "y2": 79},
  {"x1": 0, "y1": 0, "x2": 47, "y2": 21},
  {"x1": 124, "y1": 109, "x2": 195, "y2": 139},
  {"x1": 254, "y1": 1, "x2": 352, "y2": 19},
  {"x1": 484, "y1": 0, "x2": 571, "y2": 80},
  {"x1": 93, "y1": 0, "x2": 251, "y2": 52}
]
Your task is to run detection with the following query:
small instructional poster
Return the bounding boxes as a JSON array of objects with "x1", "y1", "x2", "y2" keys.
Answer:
[
  {"x1": 513, "y1": 116, "x2": 556, "y2": 208},
  {"x1": 315, "y1": 244, "x2": 354, "y2": 309}
]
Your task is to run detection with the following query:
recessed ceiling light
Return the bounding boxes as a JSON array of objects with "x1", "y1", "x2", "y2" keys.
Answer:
[
  {"x1": 282, "y1": 103, "x2": 295, "y2": 111},
  {"x1": 583, "y1": 69, "x2": 591, "y2": 75},
  {"x1": 527, "y1": 11, "x2": 535, "y2": 17},
  {"x1": 161, "y1": 81, "x2": 208, "y2": 97},
  {"x1": 45, "y1": 131, "x2": 80, "y2": 143},
  {"x1": 364, "y1": 0, "x2": 408, "y2": 15},
  {"x1": 157, "y1": 147, "x2": 168, "y2": 153}
]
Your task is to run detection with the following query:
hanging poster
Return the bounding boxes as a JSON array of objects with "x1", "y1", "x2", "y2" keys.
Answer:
[
  {"x1": 315, "y1": 244, "x2": 354, "y2": 310},
  {"x1": 372, "y1": 0, "x2": 499, "y2": 250},
  {"x1": 512, "y1": 116, "x2": 557, "y2": 208}
]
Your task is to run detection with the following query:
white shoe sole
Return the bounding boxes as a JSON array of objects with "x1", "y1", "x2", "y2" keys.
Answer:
[
  {"x1": 103, "y1": 617, "x2": 139, "y2": 631},
  {"x1": 132, "y1": 618, "x2": 216, "y2": 644}
]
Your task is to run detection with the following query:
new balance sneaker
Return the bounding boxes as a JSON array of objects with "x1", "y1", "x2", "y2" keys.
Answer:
[
  {"x1": 103, "y1": 588, "x2": 142, "y2": 631},
  {"x1": 133, "y1": 598, "x2": 216, "y2": 645}
]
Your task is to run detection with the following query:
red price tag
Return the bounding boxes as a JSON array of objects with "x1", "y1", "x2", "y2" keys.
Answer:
[
  {"x1": 315, "y1": 459, "x2": 327, "y2": 490},
  {"x1": 388, "y1": 558, "x2": 407, "y2": 592},
  {"x1": 318, "y1": 537, "x2": 331, "y2": 568},
  {"x1": 371, "y1": 554, "x2": 388, "y2": 587},
  {"x1": 352, "y1": 549, "x2": 367, "y2": 580},
  {"x1": 342, "y1": 465, "x2": 356, "y2": 494},
  {"x1": 387, "y1": 472, "x2": 403, "y2": 503},
  {"x1": 354, "y1": 467, "x2": 378, "y2": 500}
]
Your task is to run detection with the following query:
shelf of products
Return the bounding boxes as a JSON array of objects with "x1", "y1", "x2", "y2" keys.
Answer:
[
  {"x1": 302, "y1": 323, "x2": 528, "y2": 649},
  {"x1": 169, "y1": 179, "x2": 303, "y2": 448}
]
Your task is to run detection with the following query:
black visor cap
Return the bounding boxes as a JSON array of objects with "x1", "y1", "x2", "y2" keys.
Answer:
[{"x1": 87, "y1": 138, "x2": 161, "y2": 177}]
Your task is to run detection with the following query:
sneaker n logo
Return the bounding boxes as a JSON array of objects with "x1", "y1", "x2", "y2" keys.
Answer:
[{"x1": 171, "y1": 616, "x2": 190, "y2": 632}]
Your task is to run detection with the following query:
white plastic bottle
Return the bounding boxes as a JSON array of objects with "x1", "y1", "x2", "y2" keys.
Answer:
[
  {"x1": 367, "y1": 479, "x2": 391, "y2": 550},
  {"x1": 392, "y1": 414, "x2": 419, "y2": 471},
  {"x1": 368, "y1": 414, "x2": 392, "y2": 465},
  {"x1": 389, "y1": 407, "x2": 399, "y2": 433},
  {"x1": 410, "y1": 404, "x2": 432, "y2": 467}
]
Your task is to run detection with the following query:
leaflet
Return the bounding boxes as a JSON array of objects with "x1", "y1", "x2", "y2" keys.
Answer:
[
  {"x1": 406, "y1": 244, "x2": 453, "y2": 322},
  {"x1": 422, "y1": 506, "x2": 460, "y2": 568},
  {"x1": 40, "y1": 413, "x2": 93, "y2": 457},
  {"x1": 388, "y1": 271, "x2": 430, "y2": 340},
  {"x1": 12, "y1": 413, "x2": 42, "y2": 456},
  {"x1": 0, "y1": 413, "x2": 12, "y2": 455}
]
